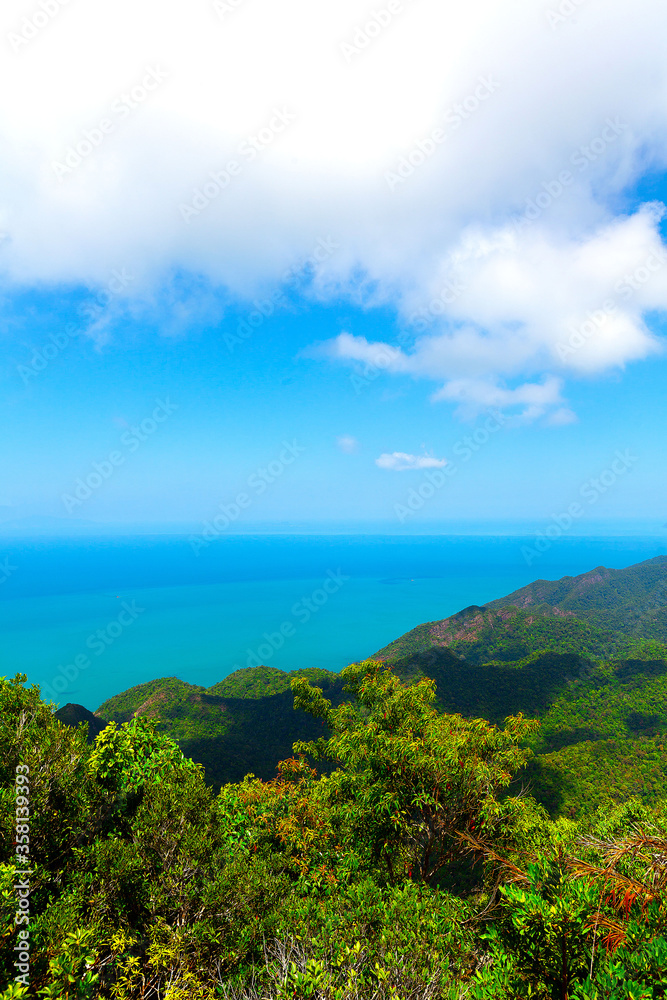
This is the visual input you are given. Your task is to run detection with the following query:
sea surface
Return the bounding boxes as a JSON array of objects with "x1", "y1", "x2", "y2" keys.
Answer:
[{"x1": 1, "y1": 533, "x2": 666, "y2": 712}]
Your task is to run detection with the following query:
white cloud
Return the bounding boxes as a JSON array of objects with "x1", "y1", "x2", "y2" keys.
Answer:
[
  {"x1": 546, "y1": 407, "x2": 578, "y2": 427},
  {"x1": 337, "y1": 434, "x2": 359, "y2": 453},
  {"x1": 1, "y1": 0, "x2": 667, "y2": 408},
  {"x1": 432, "y1": 376, "x2": 565, "y2": 422},
  {"x1": 321, "y1": 207, "x2": 667, "y2": 420},
  {"x1": 376, "y1": 452, "x2": 447, "y2": 471},
  {"x1": 325, "y1": 333, "x2": 405, "y2": 370}
]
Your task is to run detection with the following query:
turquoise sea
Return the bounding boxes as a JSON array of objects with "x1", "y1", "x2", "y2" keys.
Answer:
[{"x1": 1, "y1": 533, "x2": 666, "y2": 712}]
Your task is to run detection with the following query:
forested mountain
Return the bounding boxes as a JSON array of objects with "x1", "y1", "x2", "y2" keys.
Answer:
[
  {"x1": 89, "y1": 556, "x2": 667, "y2": 811},
  {"x1": 488, "y1": 554, "x2": 667, "y2": 627},
  {"x1": 373, "y1": 554, "x2": 667, "y2": 663},
  {"x1": 96, "y1": 672, "x2": 348, "y2": 787},
  {"x1": 6, "y1": 556, "x2": 667, "y2": 996},
  {"x1": 3, "y1": 653, "x2": 667, "y2": 997}
]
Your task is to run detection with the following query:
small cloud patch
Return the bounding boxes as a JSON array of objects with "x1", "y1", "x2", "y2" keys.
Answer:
[{"x1": 375, "y1": 452, "x2": 447, "y2": 471}]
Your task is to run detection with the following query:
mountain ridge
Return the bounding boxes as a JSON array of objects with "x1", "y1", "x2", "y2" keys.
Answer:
[
  {"x1": 51, "y1": 554, "x2": 667, "y2": 810},
  {"x1": 373, "y1": 555, "x2": 667, "y2": 663}
]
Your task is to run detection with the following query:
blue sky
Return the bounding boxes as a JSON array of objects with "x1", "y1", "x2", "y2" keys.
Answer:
[{"x1": 2, "y1": 0, "x2": 667, "y2": 532}]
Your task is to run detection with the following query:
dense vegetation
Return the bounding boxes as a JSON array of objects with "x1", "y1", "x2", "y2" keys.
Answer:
[
  {"x1": 4, "y1": 555, "x2": 667, "y2": 996},
  {"x1": 95, "y1": 653, "x2": 667, "y2": 812},
  {"x1": 4, "y1": 662, "x2": 667, "y2": 998},
  {"x1": 485, "y1": 555, "x2": 667, "y2": 643},
  {"x1": 96, "y1": 673, "x2": 348, "y2": 788}
]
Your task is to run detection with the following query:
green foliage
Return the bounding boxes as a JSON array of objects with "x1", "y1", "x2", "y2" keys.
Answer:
[
  {"x1": 571, "y1": 931, "x2": 667, "y2": 999},
  {"x1": 258, "y1": 879, "x2": 474, "y2": 1000},
  {"x1": 0, "y1": 986, "x2": 30, "y2": 999},
  {"x1": 292, "y1": 659, "x2": 538, "y2": 886},
  {"x1": 87, "y1": 715, "x2": 199, "y2": 793},
  {"x1": 96, "y1": 673, "x2": 349, "y2": 788},
  {"x1": 37, "y1": 928, "x2": 99, "y2": 999},
  {"x1": 471, "y1": 857, "x2": 599, "y2": 999},
  {"x1": 527, "y1": 736, "x2": 667, "y2": 818},
  {"x1": 11, "y1": 660, "x2": 538, "y2": 994},
  {"x1": 83, "y1": 556, "x2": 667, "y2": 815},
  {"x1": 488, "y1": 554, "x2": 667, "y2": 643},
  {"x1": 210, "y1": 666, "x2": 339, "y2": 699},
  {"x1": 374, "y1": 603, "x2": 658, "y2": 668},
  {"x1": 7, "y1": 556, "x2": 667, "y2": 996}
]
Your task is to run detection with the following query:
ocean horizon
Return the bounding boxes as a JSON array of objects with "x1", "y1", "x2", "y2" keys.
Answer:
[{"x1": 2, "y1": 532, "x2": 666, "y2": 712}]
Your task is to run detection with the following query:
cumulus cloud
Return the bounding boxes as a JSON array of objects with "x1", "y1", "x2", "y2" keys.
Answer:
[
  {"x1": 375, "y1": 452, "x2": 447, "y2": 471},
  {"x1": 321, "y1": 207, "x2": 667, "y2": 419},
  {"x1": 433, "y1": 376, "x2": 565, "y2": 422},
  {"x1": 2, "y1": 0, "x2": 667, "y2": 411}
]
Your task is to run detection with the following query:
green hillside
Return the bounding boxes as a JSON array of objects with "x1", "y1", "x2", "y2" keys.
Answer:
[
  {"x1": 387, "y1": 647, "x2": 594, "y2": 722},
  {"x1": 94, "y1": 650, "x2": 667, "y2": 817},
  {"x1": 209, "y1": 664, "x2": 340, "y2": 698},
  {"x1": 23, "y1": 554, "x2": 667, "y2": 996},
  {"x1": 91, "y1": 555, "x2": 667, "y2": 812},
  {"x1": 97, "y1": 671, "x2": 348, "y2": 787},
  {"x1": 53, "y1": 702, "x2": 107, "y2": 742},
  {"x1": 374, "y1": 556, "x2": 667, "y2": 666},
  {"x1": 374, "y1": 605, "x2": 627, "y2": 665},
  {"x1": 488, "y1": 554, "x2": 667, "y2": 640}
]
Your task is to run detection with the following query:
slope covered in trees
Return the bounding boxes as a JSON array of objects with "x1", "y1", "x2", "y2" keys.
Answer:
[
  {"x1": 5, "y1": 554, "x2": 665, "y2": 995},
  {"x1": 3, "y1": 661, "x2": 667, "y2": 998},
  {"x1": 373, "y1": 555, "x2": 667, "y2": 664},
  {"x1": 96, "y1": 673, "x2": 348, "y2": 787},
  {"x1": 91, "y1": 557, "x2": 667, "y2": 809}
]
